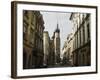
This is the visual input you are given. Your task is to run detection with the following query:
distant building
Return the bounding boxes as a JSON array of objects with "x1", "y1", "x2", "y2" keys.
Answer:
[
  {"x1": 70, "y1": 13, "x2": 91, "y2": 66},
  {"x1": 43, "y1": 31, "x2": 50, "y2": 66},
  {"x1": 43, "y1": 31, "x2": 55, "y2": 66},
  {"x1": 52, "y1": 24, "x2": 61, "y2": 64},
  {"x1": 48, "y1": 39, "x2": 55, "y2": 66},
  {"x1": 62, "y1": 33, "x2": 73, "y2": 66},
  {"x1": 23, "y1": 10, "x2": 44, "y2": 69},
  {"x1": 43, "y1": 23, "x2": 61, "y2": 67},
  {"x1": 48, "y1": 38, "x2": 55, "y2": 66}
]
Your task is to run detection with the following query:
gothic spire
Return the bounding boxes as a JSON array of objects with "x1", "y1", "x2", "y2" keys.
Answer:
[{"x1": 55, "y1": 23, "x2": 60, "y2": 33}]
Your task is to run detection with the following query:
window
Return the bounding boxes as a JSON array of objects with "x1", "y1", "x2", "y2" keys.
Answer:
[
  {"x1": 23, "y1": 10, "x2": 29, "y2": 19},
  {"x1": 79, "y1": 29, "x2": 81, "y2": 46},
  {"x1": 23, "y1": 26, "x2": 26, "y2": 33},
  {"x1": 87, "y1": 23, "x2": 90, "y2": 40},
  {"x1": 79, "y1": 14, "x2": 81, "y2": 26},
  {"x1": 31, "y1": 13, "x2": 36, "y2": 26},
  {"x1": 82, "y1": 14, "x2": 85, "y2": 20},
  {"x1": 75, "y1": 35, "x2": 77, "y2": 48},
  {"x1": 73, "y1": 39, "x2": 75, "y2": 50},
  {"x1": 30, "y1": 28, "x2": 34, "y2": 44},
  {"x1": 83, "y1": 25, "x2": 85, "y2": 44},
  {"x1": 76, "y1": 34, "x2": 78, "y2": 48},
  {"x1": 23, "y1": 22, "x2": 28, "y2": 40},
  {"x1": 77, "y1": 29, "x2": 78, "y2": 48}
]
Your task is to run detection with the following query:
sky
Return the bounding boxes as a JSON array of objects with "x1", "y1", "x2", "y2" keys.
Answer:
[{"x1": 40, "y1": 11, "x2": 73, "y2": 54}]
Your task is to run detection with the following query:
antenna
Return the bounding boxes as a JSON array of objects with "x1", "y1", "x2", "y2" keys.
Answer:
[
  {"x1": 56, "y1": 13, "x2": 58, "y2": 25},
  {"x1": 56, "y1": 13, "x2": 59, "y2": 29}
]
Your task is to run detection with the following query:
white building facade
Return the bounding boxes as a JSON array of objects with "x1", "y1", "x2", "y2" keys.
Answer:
[
  {"x1": 43, "y1": 31, "x2": 50, "y2": 66},
  {"x1": 62, "y1": 33, "x2": 74, "y2": 66},
  {"x1": 70, "y1": 13, "x2": 91, "y2": 66}
]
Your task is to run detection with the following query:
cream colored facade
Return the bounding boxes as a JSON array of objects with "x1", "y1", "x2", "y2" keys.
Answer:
[
  {"x1": 62, "y1": 33, "x2": 73, "y2": 66},
  {"x1": 23, "y1": 11, "x2": 36, "y2": 69},
  {"x1": 43, "y1": 31, "x2": 50, "y2": 66},
  {"x1": 23, "y1": 10, "x2": 44, "y2": 69},
  {"x1": 53, "y1": 25, "x2": 61, "y2": 64},
  {"x1": 70, "y1": 13, "x2": 91, "y2": 66}
]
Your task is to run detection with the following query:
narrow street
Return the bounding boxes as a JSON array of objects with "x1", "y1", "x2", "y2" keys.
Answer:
[{"x1": 47, "y1": 62, "x2": 73, "y2": 68}]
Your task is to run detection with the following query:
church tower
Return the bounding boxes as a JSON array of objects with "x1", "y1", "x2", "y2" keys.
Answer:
[{"x1": 54, "y1": 23, "x2": 60, "y2": 64}]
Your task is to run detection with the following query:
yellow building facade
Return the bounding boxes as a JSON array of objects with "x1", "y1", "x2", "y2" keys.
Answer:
[{"x1": 23, "y1": 10, "x2": 44, "y2": 69}]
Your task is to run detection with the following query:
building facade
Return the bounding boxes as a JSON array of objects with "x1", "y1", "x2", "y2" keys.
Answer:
[
  {"x1": 52, "y1": 24, "x2": 61, "y2": 64},
  {"x1": 43, "y1": 24, "x2": 61, "y2": 67},
  {"x1": 43, "y1": 31, "x2": 55, "y2": 66},
  {"x1": 48, "y1": 39, "x2": 55, "y2": 66},
  {"x1": 62, "y1": 33, "x2": 73, "y2": 66},
  {"x1": 70, "y1": 13, "x2": 91, "y2": 66},
  {"x1": 43, "y1": 31, "x2": 50, "y2": 66},
  {"x1": 23, "y1": 10, "x2": 44, "y2": 69}
]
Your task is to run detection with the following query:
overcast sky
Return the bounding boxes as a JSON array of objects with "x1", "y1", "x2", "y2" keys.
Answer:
[{"x1": 40, "y1": 11, "x2": 73, "y2": 54}]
